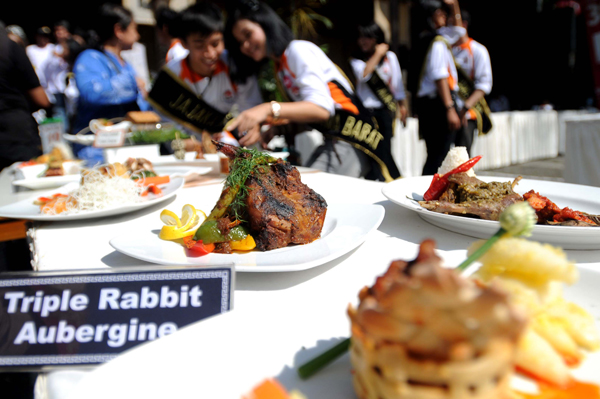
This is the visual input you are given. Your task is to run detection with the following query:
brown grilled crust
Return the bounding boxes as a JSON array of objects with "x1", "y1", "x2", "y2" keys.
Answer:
[{"x1": 245, "y1": 160, "x2": 327, "y2": 251}]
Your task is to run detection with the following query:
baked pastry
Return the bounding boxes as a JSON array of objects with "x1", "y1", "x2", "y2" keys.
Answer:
[
  {"x1": 124, "y1": 111, "x2": 161, "y2": 124},
  {"x1": 348, "y1": 240, "x2": 526, "y2": 399}
]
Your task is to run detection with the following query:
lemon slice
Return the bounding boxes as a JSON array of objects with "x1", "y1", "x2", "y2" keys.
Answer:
[
  {"x1": 182, "y1": 208, "x2": 207, "y2": 234},
  {"x1": 160, "y1": 209, "x2": 181, "y2": 227},
  {"x1": 180, "y1": 204, "x2": 196, "y2": 228}
]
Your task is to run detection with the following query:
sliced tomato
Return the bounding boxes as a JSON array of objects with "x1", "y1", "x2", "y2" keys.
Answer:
[{"x1": 182, "y1": 236, "x2": 215, "y2": 257}]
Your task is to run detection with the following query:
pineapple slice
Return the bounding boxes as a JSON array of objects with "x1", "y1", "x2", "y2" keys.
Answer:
[
  {"x1": 515, "y1": 328, "x2": 571, "y2": 387},
  {"x1": 531, "y1": 313, "x2": 583, "y2": 364},
  {"x1": 470, "y1": 238, "x2": 578, "y2": 287},
  {"x1": 546, "y1": 299, "x2": 600, "y2": 352}
]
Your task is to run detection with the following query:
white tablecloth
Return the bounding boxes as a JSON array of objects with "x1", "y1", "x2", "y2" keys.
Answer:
[
  {"x1": 564, "y1": 113, "x2": 600, "y2": 187},
  {"x1": 12, "y1": 171, "x2": 598, "y2": 399}
]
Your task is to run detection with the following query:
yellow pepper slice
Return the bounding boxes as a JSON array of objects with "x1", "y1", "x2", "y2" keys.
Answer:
[{"x1": 230, "y1": 234, "x2": 256, "y2": 251}]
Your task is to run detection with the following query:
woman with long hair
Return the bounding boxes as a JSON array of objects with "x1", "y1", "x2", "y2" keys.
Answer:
[
  {"x1": 72, "y1": 3, "x2": 149, "y2": 137},
  {"x1": 350, "y1": 21, "x2": 406, "y2": 180},
  {"x1": 224, "y1": 0, "x2": 400, "y2": 181}
]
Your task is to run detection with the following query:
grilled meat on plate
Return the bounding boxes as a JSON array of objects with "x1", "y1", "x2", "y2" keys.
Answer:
[
  {"x1": 204, "y1": 141, "x2": 327, "y2": 252},
  {"x1": 419, "y1": 173, "x2": 523, "y2": 221}
]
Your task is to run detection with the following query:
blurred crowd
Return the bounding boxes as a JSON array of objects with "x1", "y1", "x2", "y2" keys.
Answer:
[{"x1": 0, "y1": 0, "x2": 496, "y2": 180}]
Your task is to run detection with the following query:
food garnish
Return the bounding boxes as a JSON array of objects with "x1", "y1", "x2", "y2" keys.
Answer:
[
  {"x1": 457, "y1": 201, "x2": 537, "y2": 271},
  {"x1": 158, "y1": 205, "x2": 206, "y2": 241},
  {"x1": 158, "y1": 203, "x2": 256, "y2": 256},
  {"x1": 423, "y1": 155, "x2": 482, "y2": 201},
  {"x1": 524, "y1": 190, "x2": 598, "y2": 226}
]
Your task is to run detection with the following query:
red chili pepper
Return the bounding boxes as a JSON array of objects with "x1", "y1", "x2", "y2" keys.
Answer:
[
  {"x1": 423, "y1": 156, "x2": 482, "y2": 201},
  {"x1": 182, "y1": 236, "x2": 215, "y2": 257}
]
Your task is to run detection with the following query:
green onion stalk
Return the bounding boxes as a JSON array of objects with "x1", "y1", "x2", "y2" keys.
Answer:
[{"x1": 296, "y1": 201, "x2": 537, "y2": 380}]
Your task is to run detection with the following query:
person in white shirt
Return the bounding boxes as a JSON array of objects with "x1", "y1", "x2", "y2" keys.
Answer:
[
  {"x1": 451, "y1": 8, "x2": 493, "y2": 155},
  {"x1": 224, "y1": 1, "x2": 400, "y2": 181},
  {"x1": 412, "y1": 0, "x2": 462, "y2": 175},
  {"x1": 26, "y1": 26, "x2": 55, "y2": 87},
  {"x1": 148, "y1": 2, "x2": 262, "y2": 149},
  {"x1": 349, "y1": 21, "x2": 406, "y2": 180},
  {"x1": 155, "y1": 7, "x2": 189, "y2": 65}
]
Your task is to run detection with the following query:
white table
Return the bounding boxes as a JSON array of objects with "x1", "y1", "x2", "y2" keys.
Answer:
[{"x1": 10, "y1": 170, "x2": 598, "y2": 399}]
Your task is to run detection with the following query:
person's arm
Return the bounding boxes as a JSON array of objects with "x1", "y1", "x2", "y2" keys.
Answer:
[
  {"x1": 435, "y1": 78, "x2": 461, "y2": 131},
  {"x1": 362, "y1": 43, "x2": 389, "y2": 78},
  {"x1": 444, "y1": 0, "x2": 462, "y2": 26},
  {"x1": 27, "y1": 86, "x2": 51, "y2": 110},
  {"x1": 74, "y1": 51, "x2": 139, "y2": 106},
  {"x1": 229, "y1": 101, "x2": 329, "y2": 147}
]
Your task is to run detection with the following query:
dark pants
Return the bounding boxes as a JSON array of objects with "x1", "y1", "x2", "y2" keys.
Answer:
[
  {"x1": 417, "y1": 96, "x2": 458, "y2": 176},
  {"x1": 365, "y1": 107, "x2": 401, "y2": 181},
  {"x1": 455, "y1": 119, "x2": 477, "y2": 156}
]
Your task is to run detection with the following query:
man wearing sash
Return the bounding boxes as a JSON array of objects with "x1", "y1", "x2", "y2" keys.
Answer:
[
  {"x1": 148, "y1": 3, "x2": 262, "y2": 147},
  {"x1": 411, "y1": 0, "x2": 462, "y2": 176},
  {"x1": 451, "y1": 9, "x2": 493, "y2": 155},
  {"x1": 350, "y1": 21, "x2": 406, "y2": 181}
]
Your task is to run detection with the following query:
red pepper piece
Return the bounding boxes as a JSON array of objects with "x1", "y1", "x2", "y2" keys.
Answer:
[
  {"x1": 423, "y1": 156, "x2": 482, "y2": 201},
  {"x1": 182, "y1": 236, "x2": 215, "y2": 257},
  {"x1": 554, "y1": 207, "x2": 597, "y2": 225}
]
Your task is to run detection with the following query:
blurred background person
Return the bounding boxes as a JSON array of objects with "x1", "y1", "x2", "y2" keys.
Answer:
[
  {"x1": 155, "y1": 6, "x2": 188, "y2": 65},
  {"x1": 149, "y1": 2, "x2": 262, "y2": 150},
  {"x1": 42, "y1": 37, "x2": 83, "y2": 133},
  {"x1": 72, "y1": 3, "x2": 149, "y2": 137},
  {"x1": 6, "y1": 24, "x2": 27, "y2": 47},
  {"x1": 26, "y1": 26, "x2": 55, "y2": 87},
  {"x1": 410, "y1": 0, "x2": 461, "y2": 175},
  {"x1": 350, "y1": 21, "x2": 406, "y2": 180},
  {"x1": 53, "y1": 20, "x2": 72, "y2": 55},
  {"x1": 451, "y1": 7, "x2": 493, "y2": 156},
  {"x1": 0, "y1": 22, "x2": 50, "y2": 171}
]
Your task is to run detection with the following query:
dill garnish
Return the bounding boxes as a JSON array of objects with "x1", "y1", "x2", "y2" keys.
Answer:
[{"x1": 224, "y1": 148, "x2": 277, "y2": 221}]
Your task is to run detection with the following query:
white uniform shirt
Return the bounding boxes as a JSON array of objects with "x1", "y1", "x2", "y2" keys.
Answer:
[
  {"x1": 276, "y1": 40, "x2": 357, "y2": 116},
  {"x1": 452, "y1": 38, "x2": 493, "y2": 94},
  {"x1": 166, "y1": 40, "x2": 189, "y2": 64},
  {"x1": 417, "y1": 39, "x2": 458, "y2": 99},
  {"x1": 350, "y1": 51, "x2": 406, "y2": 109},
  {"x1": 165, "y1": 51, "x2": 262, "y2": 114},
  {"x1": 41, "y1": 53, "x2": 69, "y2": 99},
  {"x1": 26, "y1": 43, "x2": 56, "y2": 86}
]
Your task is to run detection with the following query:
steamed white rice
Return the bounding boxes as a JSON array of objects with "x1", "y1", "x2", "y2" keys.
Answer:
[{"x1": 437, "y1": 146, "x2": 476, "y2": 177}]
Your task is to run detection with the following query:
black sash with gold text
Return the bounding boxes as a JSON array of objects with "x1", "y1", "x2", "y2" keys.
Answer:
[
  {"x1": 148, "y1": 68, "x2": 232, "y2": 134},
  {"x1": 311, "y1": 81, "x2": 401, "y2": 181},
  {"x1": 366, "y1": 70, "x2": 397, "y2": 119},
  {"x1": 455, "y1": 65, "x2": 493, "y2": 135}
]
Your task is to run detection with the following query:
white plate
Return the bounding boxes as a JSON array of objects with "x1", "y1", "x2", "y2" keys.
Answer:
[
  {"x1": 13, "y1": 161, "x2": 84, "y2": 190},
  {"x1": 110, "y1": 203, "x2": 384, "y2": 272},
  {"x1": 382, "y1": 176, "x2": 600, "y2": 250},
  {"x1": 0, "y1": 178, "x2": 184, "y2": 221}
]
